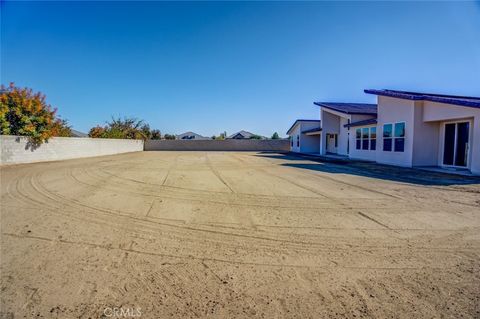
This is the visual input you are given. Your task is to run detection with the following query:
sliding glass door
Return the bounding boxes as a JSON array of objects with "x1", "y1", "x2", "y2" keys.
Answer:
[{"x1": 443, "y1": 121, "x2": 470, "y2": 167}]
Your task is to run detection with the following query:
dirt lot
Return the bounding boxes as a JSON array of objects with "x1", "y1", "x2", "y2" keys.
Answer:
[{"x1": 1, "y1": 151, "x2": 479, "y2": 318}]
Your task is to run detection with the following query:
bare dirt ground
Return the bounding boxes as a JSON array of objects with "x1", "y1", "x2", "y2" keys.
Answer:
[{"x1": 1, "y1": 151, "x2": 479, "y2": 318}]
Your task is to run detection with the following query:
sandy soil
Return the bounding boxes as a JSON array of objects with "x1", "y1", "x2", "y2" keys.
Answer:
[{"x1": 1, "y1": 151, "x2": 479, "y2": 318}]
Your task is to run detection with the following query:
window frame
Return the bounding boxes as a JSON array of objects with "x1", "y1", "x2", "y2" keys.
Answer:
[
  {"x1": 393, "y1": 122, "x2": 406, "y2": 152},
  {"x1": 355, "y1": 128, "x2": 361, "y2": 150},
  {"x1": 370, "y1": 127, "x2": 377, "y2": 151},
  {"x1": 383, "y1": 123, "x2": 393, "y2": 152}
]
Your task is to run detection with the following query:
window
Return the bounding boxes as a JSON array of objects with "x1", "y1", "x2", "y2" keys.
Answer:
[
  {"x1": 290, "y1": 136, "x2": 293, "y2": 147},
  {"x1": 383, "y1": 124, "x2": 393, "y2": 151},
  {"x1": 356, "y1": 129, "x2": 361, "y2": 150},
  {"x1": 394, "y1": 122, "x2": 405, "y2": 152},
  {"x1": 356, "y1": 127, "x2": 376, "y2": 151},
  {"x1": 296, "y1": 135, "x2": 299, "y2": 147},
  {"x1": 383, "y1": 122, "x2": 405, "y2": 152},
  {"x1": 362, "y1": 128, "x2": 369, "y2": 150},
  {"x1": 370, "y1": 127, "x2": 377, "y2": 150}
]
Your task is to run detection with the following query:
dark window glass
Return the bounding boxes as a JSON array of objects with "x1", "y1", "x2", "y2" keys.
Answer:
[
  {"x1": 394, "y1": 138, "x2": 404, "y2": 152},
  {"x1": 394, "y1": 122, "x2": 405, "y2": 137},
  {"x1": 383, "y1": 124, "x2": 393, "y2": 138},
  {"x1": 335, "y1": 134, "x2": 338, "y2": 147},
  {"x1": 356, "y1": 129, "x2": 361, "y2": 139},
  {"x1": 455, "y1": 122, "x2": 469, "y2": 167},
  {"x1": 362, "y1": 139, "x2": 369, "y2": 150},
  {"x1": 370, "y1": 139, "x2": 376, "y2": 150},
  {"x1": 443, "y1": 123, "x2": 455, "y2": 165},
  {"x1": 297, "y1": 135, "x2": 299, "y2": 147},
  {"x1": 370, "y1": 127, "x2": 377, "y2": 139},
  {"x1": 356, "y1": 139, "x2": 361, "y2": 150},
  {"x1": 383, "y1": 138, "x2": 392, "y2": 151},
  {"x1": 362, "y1": 128, "x2": 369, "y2": 139}
]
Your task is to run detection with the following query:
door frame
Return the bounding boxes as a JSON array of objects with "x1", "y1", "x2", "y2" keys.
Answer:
[
  {"x1": 326, "y1": 133, "x2": 338, "y2": 154},
  {"x1": 441, "y1": 119, "x2": 472, "y2": 169}
]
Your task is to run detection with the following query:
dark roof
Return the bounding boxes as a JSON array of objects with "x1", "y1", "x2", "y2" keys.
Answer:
[
  {"x1": 286, "y1": 119, "x2": 320, "y2": 135},
  {"x1": 227, "y1": 130, "x2": 265, "y2": 139},
  {"x1": 364, "y1": 89, "x2": 480, "y2": 108},
  {"x1": 71, "y1": 129, "x2": 88, "y2": 137},
  {"x1": 344, "y1": 118, "x2": 377, "y2": 128},
  {"x1": 301, "y1": 127, "x2": 322, "y2": 134},
  {"x1": 314, "y1": 102, "x2": 377, "y2": 115}
]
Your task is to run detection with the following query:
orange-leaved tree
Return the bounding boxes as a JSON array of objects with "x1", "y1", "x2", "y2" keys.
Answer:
[{"x1": 0, "y1": 83, "x2": 71, "y2": 144}]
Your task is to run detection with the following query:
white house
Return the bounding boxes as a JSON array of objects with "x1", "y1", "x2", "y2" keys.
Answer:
[
  {"x1": 290, "y1": 89, "x2": 480, "y2": 175},
  {"x1": 362, "y1": 89, "x2": 480, "y2": 175},
  {"x1": 176, "y1": 132, "x2": 209, "y2": 140},
  {"x1": 286, "y1": 120, "x2": 321, "y2": 153},
  {"x1": 313, "y1": 103, "x2": 377, "y2": 157},
  {"x1": 227, "y1": 130, "x2": 264, "y2": 139}
]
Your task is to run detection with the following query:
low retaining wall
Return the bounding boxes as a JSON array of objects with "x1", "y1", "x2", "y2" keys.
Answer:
[
  {"x1": 145, "y1": 139, "x2": 290, "y2": 152},
  {"x1": 1, "y1": 135, "x2": 144, "y2": 165}
]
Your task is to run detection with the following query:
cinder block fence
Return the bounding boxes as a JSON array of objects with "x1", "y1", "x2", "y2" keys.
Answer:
[
  {"x1": 0, "y1": 136, "x2": 144, "y2": 164},
  {"x1": 144, "y1": 139, "x2": 290, "y2": 152}
]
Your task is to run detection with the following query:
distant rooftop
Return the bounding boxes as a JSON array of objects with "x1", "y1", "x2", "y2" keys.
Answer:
[
  {"x1": 314, "y1": 102, "x2": 377, "y2": 115},
  {"x1": 364, "y1": 89, "x2": 480, "y2": 108}
]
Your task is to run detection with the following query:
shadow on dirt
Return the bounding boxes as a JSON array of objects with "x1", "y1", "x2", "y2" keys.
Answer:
[{"x1": 255, "y1": 152, "x2": 480, "y2": 186}]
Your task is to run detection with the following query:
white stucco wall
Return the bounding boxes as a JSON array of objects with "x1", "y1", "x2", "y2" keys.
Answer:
[
  {"x1": 1, "y1": 136, "x2": 144, "y2": 165},
  {"x1": 320, "y1": 109, "x2": 341, "y2": 155},
  {"x1": 375, "y1": 96, "x2": 415, "y2": 167},
  {"x1": 287, "y1": 121, "x2": 320, "y2": 153},
  {"x1": 411, "y1": 101, "x2": 440, "y2": 166},
  {"x1": 348, "y1": 124, "x2": 377, "y2": 162},
  {"x1": 338, "y1": 117, "x2": 349, "y2": 156},
  {"x1": 288, "y1": 125, "x2": 301, "y2": 153},
  {"x1": 423, "y1": 101, "x2": 480, "y2": 174}
]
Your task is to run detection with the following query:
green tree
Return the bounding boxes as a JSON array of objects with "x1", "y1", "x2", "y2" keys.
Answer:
[
  {"x1": 164, "y1": 134, "x2": 176, "y2": 140},
  {"x1": 89, "y1": 117, "x2": 155, "y2": 140},
  {"x1": 151, "y1": 129, "x2": 161, "y2": 140},
  {"x1": 0, "y1": 83, "x2": 71, "y2": 145},
  {"x1": 271, "y1": 132, "x2": 280, "y2": 139},
  {"x1": 249, "y1": 134, "x2": 262, "y2": 140}
]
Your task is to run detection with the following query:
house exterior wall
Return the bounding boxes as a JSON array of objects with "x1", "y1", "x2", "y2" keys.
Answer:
[
  {"x1": 287, "y1": 121, "x2": 320, "y2": 153},
  {"x1": 411, "y1": 101, "x2": 440, "y2": 166},
  {"x1": 348, "y1": 124, "x2": 377, "y2": 161},
  {"x1": 375, "y1": 96, "x2": 415, "y2": 167},
  {"x1": 423, "y1": 101, "x2": 480, "y2": 175},
  {"x1": 320, "y1": 108, "x2": 342, "y2": 155},
  {"x1": 298, "y1": 122, "x2": 320, "y2": 153},
  {"x1": 288, "y1": 125, "x2": 301, "y2": 153},
  {"x1": 338, "y1": 117, "x2": 349, "y2": 156}
]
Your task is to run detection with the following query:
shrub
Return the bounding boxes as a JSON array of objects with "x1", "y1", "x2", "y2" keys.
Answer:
[
  {"x1": 89, "y1": 117, "x2": 160, "y2": 140},
  {"x1": 0, "y1": 83, "x2": 71, "y2": 145},
  {"x1": 150, "y1": 129, "x2": 161, "y2": 140},
  {"x1": 164, "y1": 134, "x2": 176, "y2": 140}
]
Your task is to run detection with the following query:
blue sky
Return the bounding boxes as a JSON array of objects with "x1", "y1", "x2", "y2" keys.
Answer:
[{"x1": 2, "y1": 1, "x2": 480, "y2": 137}]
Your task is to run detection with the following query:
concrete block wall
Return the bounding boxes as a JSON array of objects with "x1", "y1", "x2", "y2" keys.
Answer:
[
  {"x1": 1, "y1": 135, "x2": 144, "y2": 164},
  {"x1": 145, "y1": 139, "x2": 290, "y2": 152}
]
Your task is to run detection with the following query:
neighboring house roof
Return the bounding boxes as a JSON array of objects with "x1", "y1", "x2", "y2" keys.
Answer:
[
  {"x1": 301, "y1": 127, "x2": 322, "y2": 134},
  {"x1": 176, "y1": 131, "x2": 208, "y2": 140},
  {"x1": 364, "y1": 89, "x2": 480, "y2": 109},
  {"x1": 286, "y1": 119, "x2": 320, "y2": 135},
  {"x1": 227, "y1": 130, "x2": 262, "y2": 139},
  {"x1": 314, "y1": 102, "x2": 378, "y2": 115},
  {"x1": 344, "y1": 118, "x2": 378, "y2": 128},
  {"x1": 71, "y1": 129, "x2": 88, "y2": 137}
]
